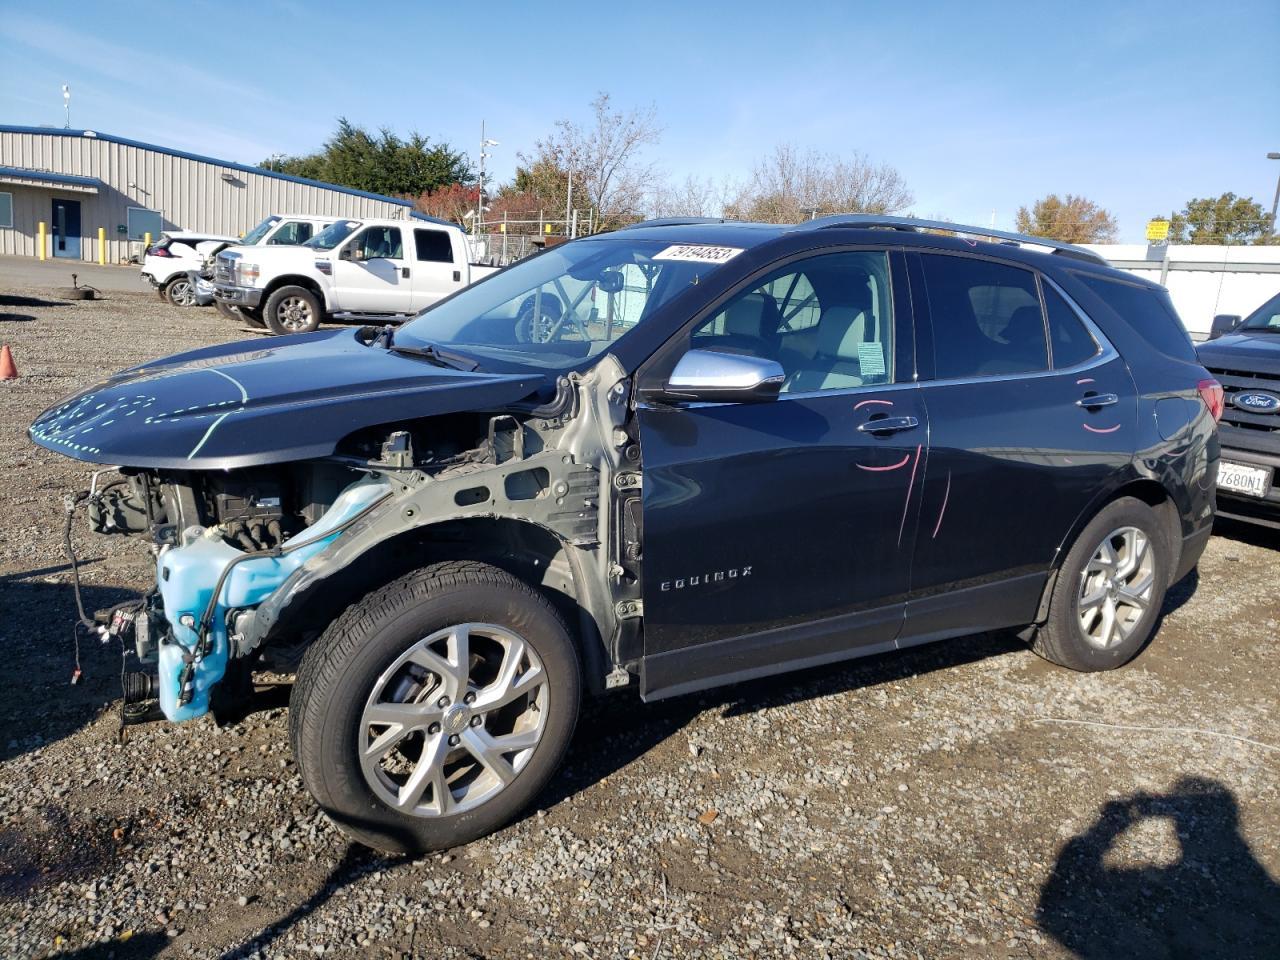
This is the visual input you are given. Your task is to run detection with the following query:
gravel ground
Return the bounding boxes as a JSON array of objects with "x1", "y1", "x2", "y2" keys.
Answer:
[{"x1": 1, "y1": 288, "x2": 1278, "y2": 960}]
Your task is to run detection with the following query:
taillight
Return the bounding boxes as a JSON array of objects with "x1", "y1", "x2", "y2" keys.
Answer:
[{"x1": 1197, "y1": 378, "x2": 1224, "y2": 422}]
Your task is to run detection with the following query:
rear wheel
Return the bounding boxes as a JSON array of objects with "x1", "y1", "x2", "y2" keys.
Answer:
[
  {"x1": 264, "y1": 285, "x2": 321, "y2": 335},
  {"x1": 290, "y1": 561, "x2": 580, "y2": 853},
  {"x1": 1031, "y1": 497, "x2": 1170, "y2": 671},
  {"x1": 164, "y1": 276, "x2": 197, "y2": 307}
]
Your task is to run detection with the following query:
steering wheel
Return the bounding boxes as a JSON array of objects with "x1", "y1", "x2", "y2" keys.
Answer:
[{"x1": 514, "y1": 292, "x2": 565, "y2": 344}]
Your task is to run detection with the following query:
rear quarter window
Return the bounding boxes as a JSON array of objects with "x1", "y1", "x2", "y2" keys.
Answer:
[{"x1": 1074, "y1": 273, "x2": 1196, "y2": 362}]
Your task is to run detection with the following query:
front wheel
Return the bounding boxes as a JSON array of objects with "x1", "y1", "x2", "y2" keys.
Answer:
[
  {"x1": 164, "y1": 276, "x2": 197, "y2": 307},
  {"x1": 263, "y1": 285, "x2": 321, "y2": 335},
  {"x1": 1031, "y1": 497, "x2": 1171, "y2": 672},
  {"x1": 289, "y1": 561, "x2": 581, "y2": 853}
]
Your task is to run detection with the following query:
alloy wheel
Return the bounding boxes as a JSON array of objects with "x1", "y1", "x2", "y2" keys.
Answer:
[
  {"x1": 1076, "y1": 526, "x2": 1155, "y2": 649},
  {"x1": 358, "y1": 622, "x2": 548, "y2": 817}
]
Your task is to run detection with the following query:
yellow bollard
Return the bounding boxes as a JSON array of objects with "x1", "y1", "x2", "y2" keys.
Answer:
[
  {"x1": 98, "y1": 227, "x2": 106, "y2": 265},
  {"x1": 38, "y1": 221, "x2": 47, "y2": 260},
  {"x1": 144, "y1": 231, "x2": 152, "y2": 255}
]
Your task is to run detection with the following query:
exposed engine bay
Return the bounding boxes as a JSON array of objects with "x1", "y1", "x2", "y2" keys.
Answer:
[{"x1": 73, "y1": 357, "x2": 643, "y2": 724}]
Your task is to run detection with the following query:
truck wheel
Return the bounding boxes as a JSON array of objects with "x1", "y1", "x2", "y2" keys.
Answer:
[
  {"x1": 1030, "y1": 497, "x2": 1171, "y2": 672},
  {"x1": 289, "y1": 561, "x2": 581, "y2": 854},
  {"x1": 264, "y1": 285, "x2": 321, "y2": 335},
  {"x1": 164, "y1": 276, "x2": 197, "y2": 307}
]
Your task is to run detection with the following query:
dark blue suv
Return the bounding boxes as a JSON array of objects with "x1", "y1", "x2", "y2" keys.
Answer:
[{"x1": 30, "y1": 216, "x2": 1221, "y2": 852}]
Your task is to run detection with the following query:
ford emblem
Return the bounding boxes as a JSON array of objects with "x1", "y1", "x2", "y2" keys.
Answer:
[{"x1": 1234, "y1": 391, "x2": 1280, "y2": 413}]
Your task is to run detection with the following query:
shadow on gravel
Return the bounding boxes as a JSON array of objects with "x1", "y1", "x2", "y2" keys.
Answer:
[
  {"x1": 1037, "y1": 776, "x2": 1280, "y2": 959},
  {"x1": 216, "y1": 841, "x2": 412, "y2": 960},
  {"x1": 536, "y1": 629, "x2": 1025, "y2": 815},
  {"x1": 0, "y1": 294, "x2": 67, "y2": 308},
  {"x1": 0, "y1": 571, "x2": 139, "y2": 763},
  {"x1": 1213, "y1": 516, "x2": 1280, "y2": 552},
  {"x1": 0, "y1": 312, "x2": 36, "y2": 322},
  {"x1": 48, "y1": 931, "x2": 168, "y2": 960}
]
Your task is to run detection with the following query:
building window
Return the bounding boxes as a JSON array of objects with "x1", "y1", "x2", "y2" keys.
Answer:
[
  {"x1": 127, "y1": 206, "x2": 163, "y2": 241},
  {"x1": 0, "y1": 192, "x2": 12, "y2": 228}
]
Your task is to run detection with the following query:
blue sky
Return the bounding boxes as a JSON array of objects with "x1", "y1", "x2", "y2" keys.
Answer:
[{"x1": 2, "y1": 0, "x2": 1277, "y2": 241}]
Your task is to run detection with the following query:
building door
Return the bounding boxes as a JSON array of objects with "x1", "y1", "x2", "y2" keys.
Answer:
[{"x1": 52, "y1": 198, "x2": 82, "y2": 259}]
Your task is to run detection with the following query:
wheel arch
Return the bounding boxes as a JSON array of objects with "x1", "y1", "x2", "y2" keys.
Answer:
[
  {"x1": 1032, "y1": 476, "x2": 1181, "y2": 625},
  {"x1": 262, "y1": 274, "x2": 328, "y2": 309},
  {"x1": 255, "y1": 515, "x2": 611, "y2": 694}
]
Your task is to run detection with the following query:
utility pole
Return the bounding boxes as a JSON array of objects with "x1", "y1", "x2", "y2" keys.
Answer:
[
  {"x1": 565, "y1": 166, "x2": 573, "y2": 238},
  {"x1": 476, "y1": 121, "x2": 498, "y2": 236},
  {"x1": 1268, "y1": 152, "x2": 1280, "y2": 232},
  {"x1": 62, "y1": 84, "x2": 70, "y2": 129}
]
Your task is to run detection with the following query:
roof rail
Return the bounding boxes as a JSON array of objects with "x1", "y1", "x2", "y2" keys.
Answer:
[
  {"x1": 799, "y1": 214, "x2": 1108, "y2": 265},
  {"x1": 619, "y1": 217, "x2": 733, "y2": 230}
]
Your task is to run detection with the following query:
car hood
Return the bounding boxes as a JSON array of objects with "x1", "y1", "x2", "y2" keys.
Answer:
[
  {"x1": 218, "y1": 243, "x2": 314, "y2": 264},
  {"x1": 29, "y1": 329, "x2": 546, "y2": 469},
  {"x1": 1197, "y1": 331, "x2": 1280, "y2": 377}
]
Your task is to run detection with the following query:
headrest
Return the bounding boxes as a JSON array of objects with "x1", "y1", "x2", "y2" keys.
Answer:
[
  {"x1": 723, "y1": 292, "x2": 779, "y2": 341},
  {"x1": 815, "y1": 306, "x2": 869, "y2": 360},
  {"x1": 1003, "y1": 305, "x2": 1043, "y2": 344}
]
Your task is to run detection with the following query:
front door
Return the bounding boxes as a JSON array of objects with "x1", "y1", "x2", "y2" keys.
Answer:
[
  {"x1": 52, "y1": 198, "x2": 81, "y2": 259},
  {"x1": 331, "y1": 225, "x2": 409, "y2": 313},
  {"x1": 902, "y1": 251, "x2": 1138, "y2": 642},
  {"x1": 637, "y1": 249, "x2": 927, "y2": 699}
]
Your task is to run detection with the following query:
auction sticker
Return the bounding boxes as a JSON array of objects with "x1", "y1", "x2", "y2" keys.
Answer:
[{"x1": 653, "y1": 244, "x2": 744, "y2": 264}]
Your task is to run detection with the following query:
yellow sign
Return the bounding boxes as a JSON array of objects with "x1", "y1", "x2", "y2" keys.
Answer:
[
  {"x1": 1146, "y1": 219, "x2": 1170, "y2": 242},
  {"x1": 499, "y1": 222, "x2": 506, "y2": 233},
  {"x1": 545, "y1": 223, "x2": 552, "y2": 235}
]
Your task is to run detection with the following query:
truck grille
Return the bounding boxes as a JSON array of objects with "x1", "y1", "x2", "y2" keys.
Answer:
[
  {"x1": 214, "y1": 257, "x2": 235, "y2": 284},
  {"x1": 1204, "y1": 366, "x2": 1280, "y2": 434}
]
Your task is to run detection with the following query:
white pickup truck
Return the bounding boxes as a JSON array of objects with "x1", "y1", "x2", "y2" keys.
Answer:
[{"x1": 213, "y1": 216, "x2": 498, "y2": 335}]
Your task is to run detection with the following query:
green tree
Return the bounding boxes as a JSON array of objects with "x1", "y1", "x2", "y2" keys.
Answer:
[
  {"x1": 1157, "y1": 193, "x2": 1274, "y2": 244},
  {"x1": 1014, "y1": 194, "x2": 1117, "y2": 244},
  {"x1": 263, "y1": 119, "x2": 472, "y2": 197}
]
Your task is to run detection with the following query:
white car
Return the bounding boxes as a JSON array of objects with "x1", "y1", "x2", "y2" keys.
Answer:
[
  {"x1": 141, "y1": 231, "x2": 239, "y2": 305},
  {"x1": 214, "y1": 216, "x2": 499, "y2": 334}
]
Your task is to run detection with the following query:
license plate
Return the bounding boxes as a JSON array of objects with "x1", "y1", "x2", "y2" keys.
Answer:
[{"x1": 1218, "y1": 460, "x2": 1272, "y2": 498}]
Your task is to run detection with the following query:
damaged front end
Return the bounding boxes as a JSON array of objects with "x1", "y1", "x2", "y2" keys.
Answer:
[{"x1": 38, "y1": 331, "x2": 641, "y2": 725}]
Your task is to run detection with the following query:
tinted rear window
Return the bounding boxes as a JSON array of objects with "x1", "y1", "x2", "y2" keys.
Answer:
[
  {"x1": 1075, "y1": 274, "x2": 1195, "y2": 361},
  {"x1": 1044, "y1": 285, "x2": 1100, "y2": 368}
]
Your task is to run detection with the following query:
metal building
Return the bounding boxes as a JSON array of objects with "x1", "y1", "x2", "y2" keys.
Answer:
[{"x1": 0, "y1": 125, "x2": 420, "y2": 264}]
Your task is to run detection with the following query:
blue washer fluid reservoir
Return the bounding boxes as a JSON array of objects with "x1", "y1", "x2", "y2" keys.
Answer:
[{"x1": 156, "y1": 475, "x2": 392, "y2": 722}]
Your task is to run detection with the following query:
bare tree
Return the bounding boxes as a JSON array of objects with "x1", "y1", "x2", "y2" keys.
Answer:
[
  {"x1": 1015, "y1": 194, "x2": 1118, "y2": 244},
  {"x1": 648, "y1": 174, "x2": 732, "y2": 219},
  {"x1": 520, "y1": 93, "x2": 662, "y2": 230},
  {"x1": 726, "y1": 144, "x2": 913, "y2": 223}
]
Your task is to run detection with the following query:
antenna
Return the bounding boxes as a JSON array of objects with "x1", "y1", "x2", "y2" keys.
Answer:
[{"x1": 62, "y1": 84, "x2": 71, "y2": 129}]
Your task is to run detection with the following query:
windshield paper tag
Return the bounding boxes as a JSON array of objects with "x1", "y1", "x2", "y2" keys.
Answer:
[{"x1": 653, "y1": 244, "x2": 744, "y2": 264}]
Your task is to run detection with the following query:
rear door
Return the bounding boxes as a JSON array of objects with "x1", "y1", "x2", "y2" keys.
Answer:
[
  {"x1": 330, "y1": 225, "x2": 409, "y2": 313},
  {"x1": 412, "y1": 227, "x2": 465, "y2": 310},
  {"x1": 637, "y1": 248, "x2": 928, "y2": 699},
  {"x1": 902, "y1": 251, "x2": 1137, "y2": 642}
]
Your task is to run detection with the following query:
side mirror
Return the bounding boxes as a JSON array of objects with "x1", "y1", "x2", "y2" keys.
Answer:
[
  {"x1": 1208, "y1": 314, "x2": 1243, "y2": 340},
  {"x1": 339, "y1": 245, "x2": 357, "y2": 262},
  {"x1": 661, "y1": 349, "x2": 785, "y2": 403},
  {"x1": 597, "y1": 269, "x2": 624, "y2": 294}
]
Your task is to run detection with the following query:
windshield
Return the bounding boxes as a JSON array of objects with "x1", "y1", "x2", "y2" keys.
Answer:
[
  {"x1": 306, "y1": 220, "x2": 361, "y2": 251},
  {"x1": 396, "y1": 237, "x2": 724, "y2": 370},
  {"x1": 240, "y1": 216, "x2": 280, "y2": 246},
  {"x1": 1242, "y1": 292, "x2": 1280, "y2": 331}
]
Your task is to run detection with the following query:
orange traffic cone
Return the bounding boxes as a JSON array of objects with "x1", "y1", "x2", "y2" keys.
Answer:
[{"x1": 0, "y1": 345, "x2": 17, "y2": 380}]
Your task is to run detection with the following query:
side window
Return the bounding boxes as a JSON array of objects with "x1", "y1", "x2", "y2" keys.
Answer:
[
  {"x1": 1043, "y1": 284, "x2": 1100, "y2": 368},
  {"x1": 690, "y1": 250, "x2": 894, "y2": 392},
  {"x1": 267, "y1": 221, "x2": 313, "y2": 245},
  {"x1": 920, "y1": 255, "x2": 1048, "y2": 378},
  {"x1": 0, "y1": 192, "x2": 12, "y2": 228},
  {"x1": 1074, "y1": 273, "x2": 1196, "y2": 361},
  {"x1": 415, "y1": 228, "x2": 454, "y2": 263},
  {"x1": 127, "y1": 207, "x2": 163, "y2": 241},
  {"x1": 357, "y1": 227, "x2": 403, "y2": 260}
]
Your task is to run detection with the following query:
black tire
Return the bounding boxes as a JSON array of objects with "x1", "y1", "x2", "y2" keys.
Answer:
[
  {"x1": 214, "y1": 300, "x2": 241, "y2": 323},
  {"x1": 290, "y1": 561, "x2": 581, "y2": 854},
  {"x1": 263, "y1": 284, "x2": 322, "y2": 335},
  {"x1": 1031, "y1": 497, "x2": 1171, "y2": 672},
  {"x1": 164, "y1": 276, "x2": 196, "y2": 307},
  {"x1": 239, "y1": 305, "x2": 267, "y2": 329},
  {"x1": 154, "y1": 285, "x2": 168, "y2": 302}
]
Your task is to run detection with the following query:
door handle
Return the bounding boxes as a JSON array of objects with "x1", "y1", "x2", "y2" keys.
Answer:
[
  {"x1": 857, "y1": 415, "x2": 919, "y2": 434},
  {"x1": 401, "y1": 267, "x2": 411, "y2": 279},
  {"x1": 1076, "y1": 392, "x2": 1119, "y2": 409},
  {"x1": 452, "y1": 269, "x2": 461, "y2": 282}
]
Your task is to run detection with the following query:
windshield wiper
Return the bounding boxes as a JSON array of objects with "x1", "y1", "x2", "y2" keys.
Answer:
[{"x1": 389, "y1": 342, "x2": 480, "y2": 372}]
